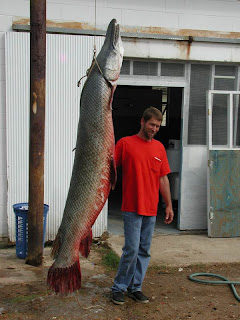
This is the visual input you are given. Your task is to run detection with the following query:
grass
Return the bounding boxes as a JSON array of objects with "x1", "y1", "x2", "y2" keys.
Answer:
[
  {"x1": 100, "y1": 248, "x2": 120, "y2": 271},
  {"x1": 10, "y1": 293, "x2": 41, "y2": 303},
  {"x1": 149, "y1": 264, "x2": 168, "y2": 271},
  {"x1": 92, "y1": 240, "x2": 120, "y2": 271}
]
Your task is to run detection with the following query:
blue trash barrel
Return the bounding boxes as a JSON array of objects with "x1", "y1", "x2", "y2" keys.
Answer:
[{"x1": 13, "y1": 203, "x2": 49, "y2": 259}]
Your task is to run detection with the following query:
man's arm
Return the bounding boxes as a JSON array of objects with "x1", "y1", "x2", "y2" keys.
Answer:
[{"x1": 159, "y1": 175, "x2": 174, "y2": 224}]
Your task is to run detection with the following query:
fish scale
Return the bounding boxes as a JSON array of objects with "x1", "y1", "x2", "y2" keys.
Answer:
[{"x1": 47, "y1": 18, "x2": 123, "y2": 294}]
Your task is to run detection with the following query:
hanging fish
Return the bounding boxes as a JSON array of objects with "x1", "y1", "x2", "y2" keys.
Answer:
[{"x1": 47, "y1": 18, "x2": 124, "y2": 294}]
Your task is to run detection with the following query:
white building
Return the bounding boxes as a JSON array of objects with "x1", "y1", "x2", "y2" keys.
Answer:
[{"x1": 1, "y1": 0, "x2": 240, "y2": 242}]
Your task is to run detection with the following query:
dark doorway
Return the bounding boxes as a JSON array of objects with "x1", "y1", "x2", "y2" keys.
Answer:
[{"x1": 108, "y1": 85, "x2": 182, "y2": 235}]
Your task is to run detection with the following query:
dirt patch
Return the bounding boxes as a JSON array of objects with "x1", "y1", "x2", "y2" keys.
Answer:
[{"x1": 0, "y1": 245, "x2": 240, "y2": 320}]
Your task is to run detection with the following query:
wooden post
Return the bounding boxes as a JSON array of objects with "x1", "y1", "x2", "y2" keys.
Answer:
[{"x1": 26, "y1": 0, "x2": 46, "y2": 266}]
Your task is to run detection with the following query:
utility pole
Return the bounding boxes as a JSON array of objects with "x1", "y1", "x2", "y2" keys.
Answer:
[{"x1": 26, "y1": 0, "x2": 46, "y2": 266}]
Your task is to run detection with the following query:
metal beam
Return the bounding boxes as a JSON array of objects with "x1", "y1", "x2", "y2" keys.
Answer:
[{"x1": 12, "y1": 23, "x2": 240, "y2": 44}]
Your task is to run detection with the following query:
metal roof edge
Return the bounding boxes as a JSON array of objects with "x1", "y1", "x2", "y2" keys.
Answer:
[{"x1": 12, "y1": 24, "x2": 240, "y2": 44}]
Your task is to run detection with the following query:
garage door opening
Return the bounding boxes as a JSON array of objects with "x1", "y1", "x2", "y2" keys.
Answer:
[{"x1": 108, "y1": 85, "x2": 182, "y2": 235}]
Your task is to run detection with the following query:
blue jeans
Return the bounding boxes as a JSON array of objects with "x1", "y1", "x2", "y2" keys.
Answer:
[{"x1": 112, "y1": 212, "x2": 156, "y2": 293}]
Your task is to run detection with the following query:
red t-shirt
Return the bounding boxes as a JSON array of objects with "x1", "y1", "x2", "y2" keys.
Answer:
[{"x1": 115, "y1": 135, "x2": 171, "y2": 216}]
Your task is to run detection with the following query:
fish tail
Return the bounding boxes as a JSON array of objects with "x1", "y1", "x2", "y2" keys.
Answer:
[
  {"x1": 47, "y1": 260, "x2": 81, "y2": 294},
  {"x1": 79, "y1": 229, "x2": 92, "y2": 258}
]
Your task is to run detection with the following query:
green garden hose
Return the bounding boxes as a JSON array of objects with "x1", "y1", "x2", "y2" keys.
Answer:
[{"x1": 189, "y1": 273, "x2": 240, "y2": 302}]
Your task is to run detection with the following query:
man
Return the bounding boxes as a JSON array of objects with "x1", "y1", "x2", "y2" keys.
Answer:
[{"x1": 111, "y1": 106, "x2": 174, "y2": 305}]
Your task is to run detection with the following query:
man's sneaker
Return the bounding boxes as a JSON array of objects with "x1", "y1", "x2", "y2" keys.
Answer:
[
  {"x1": 128, "y1": 291, "x2": 149, "y2": 303},
  {"x1": 112, "y1": 291, "x2": 125, "y2": 305}
]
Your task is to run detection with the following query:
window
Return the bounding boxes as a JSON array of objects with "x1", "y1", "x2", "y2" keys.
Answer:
[{"x1": 188, "y1": 64, "x2": 211, "y2": 145}]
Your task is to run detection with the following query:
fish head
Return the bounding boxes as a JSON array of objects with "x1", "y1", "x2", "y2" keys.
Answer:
[{"x1": 97, "y1": 19, "x2": 124, "y2": 85}]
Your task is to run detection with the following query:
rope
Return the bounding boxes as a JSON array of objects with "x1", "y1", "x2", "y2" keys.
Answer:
[
  {"x1": 77, "y1": 0, "x2": 107, "y2": 87},
  {"x1": 189, "y1": 273, "x2": 240, "y2": 302},
  {"x1": 77, "y1": 54, "x2": 109, "y2": 88},
  {"x1": 94, "y1": 0, "x2": 97, "y2": 55}
]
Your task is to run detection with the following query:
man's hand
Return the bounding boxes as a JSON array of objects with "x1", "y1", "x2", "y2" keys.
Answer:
[
  {"x1": 159, "y1": 175, "x2": 174, "y2": 224},
  {"x1": 164, "y1": 205, "x2": 174, "y2": 224}
]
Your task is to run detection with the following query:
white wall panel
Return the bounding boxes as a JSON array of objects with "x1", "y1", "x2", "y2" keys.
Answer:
[
  {"x1": 0, "y1": 33, "x2": 5, "y2": 49},
  {"x1": 121, "y1": 10, "x2": 179, "y2": 29},
  {"x1": 0, "y1": 129, "x2": 6, "y2": 175},
  {"x1": 0, "y1": 173, "x2": 7, "y2": 205},
  {"x1": 0, "y1": 65, "x2": 5, "y2": 81},
  {"x1": 0, "y1": 0, "x2": 29, "y2": 17},
  {"x1": 6, "y1": 32, "x2": 106, "y2": 241},
  {"x1": 47, "y1": 0, "x2": 108, "y2": 6},
  {"x1": 178, "y1": 14, "x2": 234, "y2": 32},
  {"x1": 122, "y1": 39, "x2": 240, "y2": 64},
  {"x1": 0, "y1": 16, "x2": 13, "y2": 32},
  {"x1": 107, "y1": 0, "x2": 166, "y2": 11},
  {"x1": 92, "y1": 7, "x2": 122, "y2": 27},
  {"x1": 167, "y1": 0, "x2": 240, "y2": 18},
  {"x1": 0, "y1": 212, "x2": 8, "y2": 238}
]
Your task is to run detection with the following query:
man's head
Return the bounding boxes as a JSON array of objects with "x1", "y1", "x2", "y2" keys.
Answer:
[
  {"x1": 142, "y1": 106, "x2": 163, "y2": 123},
  {"x1": 139, "y1": 107, "x2": 163, "y2": 141}
]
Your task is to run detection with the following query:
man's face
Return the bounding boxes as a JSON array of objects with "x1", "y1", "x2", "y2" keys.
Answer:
[{"x1": 141, "y1": 116, "x2": 161, "y2": 140}]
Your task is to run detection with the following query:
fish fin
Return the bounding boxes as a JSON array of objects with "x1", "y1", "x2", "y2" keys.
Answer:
[
  {"x1": 47, "y1": 260, "x2": 81, "y2": 294},
  {"x1": 110, "y1": 156, "x2": 117, "y2": 190},
  {"x1": 51, "y1": 232, "x2": 62, "y2": 259},
  {"x1": 108, "y1": 86, "x2": 117, "y2": 109},
  {"x1": 109, "y1": 80, "x2": 118, "y2": 87},
  {"x1": 79, "y1": 229, "x2": 92, "y2": 258}
]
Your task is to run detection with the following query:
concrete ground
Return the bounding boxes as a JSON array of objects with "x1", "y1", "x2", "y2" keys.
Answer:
[
  {"x1": 107, "y1": 210, "x2": 240, "y2": 267},
  {"x1": 1, "y1": 238, "x2": 240, "y2": 320},
  {"x1": 1, "y1": 204, "x2": 239, "y2": 319},
  {"x1": 1, "y1": 209, "x2": 240, "y2": 285},
  {"x1": 1, "y1": 232, "x2": 240, "y2": 287},
  {"x1": 0, "y1": 246, "x2": 97, "y2": 285},
  {"x1": 108, "y1": 233, "x2": 240, "y2": 267}
]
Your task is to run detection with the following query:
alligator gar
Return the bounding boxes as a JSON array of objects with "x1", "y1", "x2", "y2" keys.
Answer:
[{"x1": 47, "y1": 19, "x2": 124, "y2": 294}]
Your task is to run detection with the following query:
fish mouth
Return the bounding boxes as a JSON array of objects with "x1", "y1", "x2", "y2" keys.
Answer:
[
  {"x1": 96, "y1": 18, "x2": 123, "y2": 81},
  {"x1": 113, "y1": 23, "x2": 120, "y2": 47},
  {"x1": 106, "y1": 19, "x2": 120, "y2": 49}
]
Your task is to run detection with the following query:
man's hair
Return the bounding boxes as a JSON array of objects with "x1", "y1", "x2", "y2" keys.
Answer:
[{"x1": 142, "y1": 106, "x2": 163, "y2": 122}]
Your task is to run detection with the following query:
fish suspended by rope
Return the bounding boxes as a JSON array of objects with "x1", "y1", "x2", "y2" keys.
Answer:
[{"x1": 47, "y1": 19, "x2": 124, "y2": 294}]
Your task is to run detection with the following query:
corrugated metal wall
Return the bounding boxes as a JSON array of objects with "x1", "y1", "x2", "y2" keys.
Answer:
[{"x1": 6, "y1": 32, "x2": 107, "y2": 241}]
